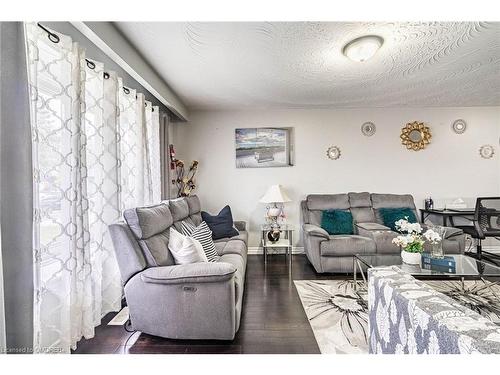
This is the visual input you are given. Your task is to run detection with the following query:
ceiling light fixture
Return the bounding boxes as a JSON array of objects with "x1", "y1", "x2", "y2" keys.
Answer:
[{"x1": 342, "y1": 35, "x2": 384, "y2": 62}]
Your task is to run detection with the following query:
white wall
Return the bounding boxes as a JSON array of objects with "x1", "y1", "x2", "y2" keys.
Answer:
[{"x1": 173, "y1": 107, "x2": 500, "y2": 248}]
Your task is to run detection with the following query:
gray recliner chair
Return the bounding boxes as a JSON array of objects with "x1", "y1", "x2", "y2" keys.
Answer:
[{"x1": 108, "y1": 195, "x2": 248, "y2": 340}]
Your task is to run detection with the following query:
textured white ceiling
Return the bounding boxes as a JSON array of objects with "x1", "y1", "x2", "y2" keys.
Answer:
[{"x1": 115, "y1": 22, "x2": 500, "y2": 109}]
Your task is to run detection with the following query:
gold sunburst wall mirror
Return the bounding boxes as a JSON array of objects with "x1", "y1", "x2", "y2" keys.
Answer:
[{"x1": 400, "y1": 121, "x2": 431, "y2": 151}]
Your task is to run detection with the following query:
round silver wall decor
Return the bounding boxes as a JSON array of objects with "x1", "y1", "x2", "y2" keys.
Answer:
[
  {"x1": 361, "y1": 122, "x2": 376, "y2": 136},
  {"x1": 479, "y1": 145, "x2": 495, "y2": 159},
  {"x1": 326, "y1": 146, "x2": 341, "y2": 160},
  {"x1": 452, "y1": 119, "x2": 467, "y2": 134}
]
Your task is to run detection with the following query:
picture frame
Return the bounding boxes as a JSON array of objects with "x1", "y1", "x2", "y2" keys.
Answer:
[{"x1": 235, "y1": 127, "x2": 293, "y2": 168}]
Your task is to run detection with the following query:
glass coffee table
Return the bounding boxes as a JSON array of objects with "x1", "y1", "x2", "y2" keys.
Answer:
[{"x1": 353, "y1": 253, "x2": 500, "y2": 291}]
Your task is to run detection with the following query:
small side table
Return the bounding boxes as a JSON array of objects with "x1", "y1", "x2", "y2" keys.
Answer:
[{"x1": 260, "y1": 224, "x2": 294, "y2": 267}]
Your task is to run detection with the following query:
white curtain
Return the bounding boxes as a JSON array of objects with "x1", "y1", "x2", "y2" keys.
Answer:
[{"x1": 25, "y1": 23, "x2": 161, "y2": 353}]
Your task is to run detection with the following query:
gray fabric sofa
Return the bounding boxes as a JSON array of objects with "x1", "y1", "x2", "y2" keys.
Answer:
[
  {"x1": 108, "y1": 195, "x2": 247, "y2": 340},
  {"x1": 368, "y1": 266, "x2": 500, "y2": 354},
  {"x1": 301, "y1": 192, "x2": 465, "y2": 273}
]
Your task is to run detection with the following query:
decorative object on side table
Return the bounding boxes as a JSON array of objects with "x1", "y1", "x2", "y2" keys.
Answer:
[
  {"x1": 259, "y1": 184, "x2": 291, "y2": 229},
  {"x1": 400, "y1": 121, "x2": 431, "y2": 151},
  {"x1": 391, "y1": 218, "x2": 443, "y2": 264},
  {"x1": 267, "y1": 228, "x2": 281, "y2": 243},
  {"x1": 361, "y1": 122, "x2": 376, "y2": 136},
  {"x1": 451, "y1": 119, "x2": 467, "y2": 134},
  {"x1": 326, "y1": 146, "x2": 341, "y2": 160},
  {"x1": 424, "y1": 196, "x2": 434, "y2": 210},
  {"x1": 479, "y1": 144, "x2": 495, "y2": 159},
  {"x1": 260, "y1": 224, "x2": 294, "y2": 266},
  {"x1": 445, "y1": 198, "x2": 467, "y2": 209}
]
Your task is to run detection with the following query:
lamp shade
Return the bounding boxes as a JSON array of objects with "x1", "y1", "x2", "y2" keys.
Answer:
[{"x1": 259, "y1": 184, "x2": 291, "y2": 204}]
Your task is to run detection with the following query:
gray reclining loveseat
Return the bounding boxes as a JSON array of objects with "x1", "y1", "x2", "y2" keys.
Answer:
[
  {"x1": 109, "y1": 195, "x2": 247, "y2": 340},
  {"x1": 301, "y1": 192, "x2": 465, "y2": 273}
]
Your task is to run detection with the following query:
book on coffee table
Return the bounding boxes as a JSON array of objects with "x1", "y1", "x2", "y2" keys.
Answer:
[
  {"x1": 422, "y1": 262, "x2": 456, "y2": 274},
  {"x1": 421, "y1": 253, "x2": 456, "y2": 270}
]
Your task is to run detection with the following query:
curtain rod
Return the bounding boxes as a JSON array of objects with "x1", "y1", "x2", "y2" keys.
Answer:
[{"x1": 37, "y1": 21, "x2": 155, "y2": 109}]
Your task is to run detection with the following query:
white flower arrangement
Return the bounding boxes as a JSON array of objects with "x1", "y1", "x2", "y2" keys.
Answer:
[
  {"x1": 394, "y1": 219, "x2": 422, "y2": 235},
  {"x1": 423, "y1": 228, "x2": 443, "y2": 245},
  {"x1": 391, "y1": 218, "x2": 442, "y2": 253}
]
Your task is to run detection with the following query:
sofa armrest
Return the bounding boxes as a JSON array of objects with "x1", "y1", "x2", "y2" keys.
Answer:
[
  {"x1": 140, "y1": 262, "x2": 237, "y2": 285},
  {"x1": 234, "y1": 220, "x2": 246, "y2": 231},
  {"x1": 303, "y1": 224, "x2": 330, "y2": 239},
  {"x1": 442, "y1": 226, "x2": 464, "y2": 239}
]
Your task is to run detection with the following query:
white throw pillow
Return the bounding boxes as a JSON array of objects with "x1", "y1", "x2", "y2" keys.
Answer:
[{"x1": 168, "y1": 228, "x2": 208, "y2": 265}]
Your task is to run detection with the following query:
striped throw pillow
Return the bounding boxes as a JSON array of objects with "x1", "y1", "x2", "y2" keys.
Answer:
[{"x1": 181, "y1": 221, "x2": 219, "y2": 262}]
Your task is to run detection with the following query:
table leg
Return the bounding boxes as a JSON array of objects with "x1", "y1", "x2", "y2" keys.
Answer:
[
  {"x1": 289, "y1": 231, "x2": 293, "y2": 268},
  {"x1": 353, "y1": 257, "x2": 357, "y2": 291},
  {"x1": 262, "y1": 231, "x2": 267, "y2": 265},
  {"x1": 359, "y1": 261, "x2": 367, "y2": 285}
]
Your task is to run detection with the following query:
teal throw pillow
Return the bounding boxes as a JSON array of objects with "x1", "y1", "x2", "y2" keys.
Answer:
[
  {"x1": 321, "y1": 210, "x2": 354, "y2": 235},
  {"x1": 378, "y1": 207, "x2": 417, "y2": 231}
]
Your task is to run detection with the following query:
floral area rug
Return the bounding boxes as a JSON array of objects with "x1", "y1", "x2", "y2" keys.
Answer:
[{"x1": 294, "y1": 279, "x2": 500, "y2": 354}]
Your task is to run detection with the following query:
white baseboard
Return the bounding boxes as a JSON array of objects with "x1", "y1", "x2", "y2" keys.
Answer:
[{"x1": 247, "y1": 246, "x2": 304, "y2": 255}]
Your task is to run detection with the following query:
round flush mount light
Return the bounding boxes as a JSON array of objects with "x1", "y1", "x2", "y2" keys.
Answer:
[{"x1": 342, "y1": 35, "x2": 384, "y2": 62}]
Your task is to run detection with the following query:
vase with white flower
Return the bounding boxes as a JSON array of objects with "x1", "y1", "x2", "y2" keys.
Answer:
[
  {"x1": 424, "y1": 225, "x2": 445, "y2": 259},
  {"x1": 391, "y1": 218, "x2": 442, "y2": 264}
]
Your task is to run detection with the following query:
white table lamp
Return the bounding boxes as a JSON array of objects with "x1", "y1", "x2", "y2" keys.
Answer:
[{"x1": 259, "y1": 185, "x2": 291, "y2": 228}]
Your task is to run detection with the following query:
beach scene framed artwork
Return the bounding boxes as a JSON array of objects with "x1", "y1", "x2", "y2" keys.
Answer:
[{"x1": 235, "y1": 128, "x2": 293, "y2": 168}]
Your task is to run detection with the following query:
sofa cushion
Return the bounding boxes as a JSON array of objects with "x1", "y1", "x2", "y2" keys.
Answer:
[
  {"x1": 321, "y1": 210, "x2": 354, "y2": 235},
  {"x1": 186, "y1": 195, "x2": 201, "y2": 215},
  {"x1": 371, "y1": 193, "x2": 418, "y2": 224},
  {"x1": 123, "y1": 203, "x2": 175, "y2": 267},
  {"x1": 361, "y1": 230, "x2": 400, "y2": 254},
  {"x1": 138, "y1": 230, "x2": 175, "y2": 267},
  {"x1": 307, "y1": 194, "x2": 350, "y2": 211},
  {"x1": 201, "y1": 206, "x2": 239, "y2": 240},
  {"x1": 213, "y1": 231, "x2": 248, "y2": 246},
  {"x1": 214, "y1": 242, "x2": 225, "y2": 255},
  {"x1": 190, "y1": 213, "x2": 202, "y2": 226},
  {"x1": 350, "y1": 207, "x2": 376, "y2": 224},
  {"x1": 214, "y1": 239, "x2": 248, "y2": 257},
  {"x1": 379, "y1": 207, "x2": 417, "y2": 231},
  {"x1": 320, "y1": 235, "x2": 376, "y2": 257},
  {"x1": 348, "y1": 192, "x2": 371, "y2": 207},
  {"x1": 124, "y1": 203, "x2": 173, "y2": 240},
  {"x1": 168, "y1": 198, "x2": 190, "y2": 222}
]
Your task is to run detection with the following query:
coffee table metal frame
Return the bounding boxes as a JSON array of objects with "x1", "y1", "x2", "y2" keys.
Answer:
[{"x1": 353, "y1": 253, "x2": 500, "y2": 292}]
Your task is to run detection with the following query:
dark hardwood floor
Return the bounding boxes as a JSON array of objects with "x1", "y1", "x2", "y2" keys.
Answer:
[{"x1": 73, "y1": 254, "x2": 347, "y2": 354}]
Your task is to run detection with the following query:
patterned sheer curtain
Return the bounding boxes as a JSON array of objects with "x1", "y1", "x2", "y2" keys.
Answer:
[{"x1": 25, "y1": 23, "x2": 161, "y2": 353}]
